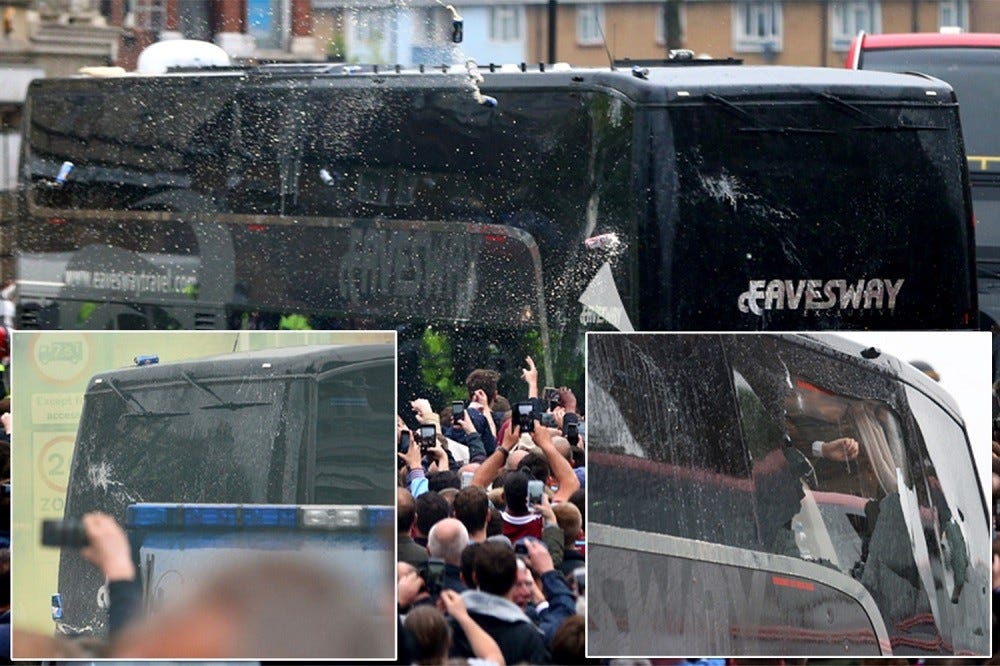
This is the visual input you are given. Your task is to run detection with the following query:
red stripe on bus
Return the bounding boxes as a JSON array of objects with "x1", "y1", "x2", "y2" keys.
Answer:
[{"x1": 771, "y1": 576, "x2": 814, "y2": 591}]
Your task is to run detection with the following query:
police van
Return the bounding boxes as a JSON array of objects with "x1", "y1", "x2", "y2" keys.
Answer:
[{"x1": 48, "y1": 344, "x2": 394, "y2": 640}]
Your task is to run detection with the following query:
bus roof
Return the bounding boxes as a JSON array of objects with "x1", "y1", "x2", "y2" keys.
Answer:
[
  {"x1": 32, "y1": 63, "x2": 955, "y2": 106},
  {"x1": 85, "y1": 343, "x2": 393, "y2": 390}
]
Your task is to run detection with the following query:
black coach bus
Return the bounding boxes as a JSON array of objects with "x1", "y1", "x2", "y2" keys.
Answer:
[
  {"x1": 587, "y1": 333, "x2": 989, "y2": 657},
  {"x1": 51, "y1": 344, "x2": 395, "y2": 640},
  {"x1": 16, "y1": 56, "x2": 978, "y2": 397}
]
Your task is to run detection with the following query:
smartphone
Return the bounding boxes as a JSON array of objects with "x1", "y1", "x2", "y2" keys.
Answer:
[
  {"x1": 451, "y1": 400, "x2": 465, "y2": 425},
  {"x1": 417, "y1": 424, "x2": 437, "y2": 452},
  {"x1": 516, "y1": 402, "x2": 535, "y2": 433},
  {"x1": 461, "y1": 471, "x2": 474, "y2": 488},
  {"x1": 543, "y1": 386, "x2": 560, "y2": 410},
  {"x1": 398, "y1": 430, "x2": 411, "y2": 454},
  {"x1": 527, "y1": 479, "x2": 544, "y2": 506},
  {"x1": 563, "y1": 413, "x2": 580, "y2": 445}
]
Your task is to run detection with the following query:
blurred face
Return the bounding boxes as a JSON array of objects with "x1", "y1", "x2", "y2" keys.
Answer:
[{"x1": 512, "y1": 563, "x2": 533, "y2": 608}]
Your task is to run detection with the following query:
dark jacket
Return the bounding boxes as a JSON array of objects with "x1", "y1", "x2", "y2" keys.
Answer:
[
  {"x1": 559, "y1": 548, "x2": 585, "y2": 575},
  {"x1": 397, "y1": 534, "x2": 428, "y2": 568},
  {"x1": 449, "y1": 590, "x2": 548, "y2": 665},
  {"x1": 445, "y1": 410, "x2": 497, "y2": 456}
]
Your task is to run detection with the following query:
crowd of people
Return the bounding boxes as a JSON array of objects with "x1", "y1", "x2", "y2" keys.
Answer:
[
  {"x1": 396, "y1": 356, "x2": 587, "y2": 665},
  {"x1": 1, "y1": 317, "x2": 12, "y2": 660}
]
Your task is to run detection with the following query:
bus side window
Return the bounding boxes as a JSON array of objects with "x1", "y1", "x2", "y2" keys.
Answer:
[
  {"x1": 587, "y1": 335, "x2": 752, "y2": 548},
  {"x1": 904, "y1": 386, "x2": 989, "y2": 640},
  {"x1": 313, "y1": 362, "x2": 395, "y2": 505}
]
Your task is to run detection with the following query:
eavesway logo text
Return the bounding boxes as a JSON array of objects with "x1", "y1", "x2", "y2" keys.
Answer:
[{"x1": 738, "y1": 279, "x2": 904, "y2": 316}]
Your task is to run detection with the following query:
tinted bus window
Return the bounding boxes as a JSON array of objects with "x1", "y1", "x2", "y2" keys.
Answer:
[
  {"x1": 588, "y1": 334, "x2": 754, "y2": 548},
  {"x1": 666, "y1": 101, "x2": 971, "y2": 330},
  {"x1": 314, "y1": 362, "x2": 395, "y2": 504},
  {"x1": 904, "y1": 386, "x2": 990, "y2": 654},
  {"x1": 22, "y1": 82, "x2": 638, "y2": 402},
  {"x1": 860, "y1": 48, "x2": 1000, "y2": 164}
]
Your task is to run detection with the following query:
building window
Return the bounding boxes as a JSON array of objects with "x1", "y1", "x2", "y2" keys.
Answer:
[
  {"x1": 488, "y1": 6, "x2": 522, "y2": 43},
  {"x1": 414, "y1": 7, "x2": 449, "y2": 44},
  {"x1": 132, "y1": 0, "x2": 166, "y2": 32},
  {"x1": 352, "y1": 9, "x2": 385, "y2": 44},
  {"x1": 938, "y1": 0, "x2": 968, "y2": 31},
  {"x1": 732, "y1": 2, "x2": 782, "y2": 53},
  {"x1": 248, "y1": 0, "x2": 287, "y2": 49},
  {"x1": 656, "y1": 3, "x2": 686, "y2": 47},
  {"x1": 576, "y1": 5, "x2": 604, "y2": 46},
  {"x1": 830, "y1": 1, "x2": 881, "y2": 51}
]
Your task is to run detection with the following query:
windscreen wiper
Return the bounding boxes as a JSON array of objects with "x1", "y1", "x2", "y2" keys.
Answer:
[
  {"x1": 107, "y1": 379, "x2": 189, "y2": 418},
  {"x1": 704, "y1": 93, "x2": 834, "y2": 135},
  {"x1": 818, "y1": 92, "x2": 944, "y2": 132},
  {"x1": 181, "y1": 371, "x2": 272, "y2": 410}
]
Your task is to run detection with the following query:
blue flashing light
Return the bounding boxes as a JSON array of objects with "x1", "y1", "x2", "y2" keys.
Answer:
[
  {"x1": 134, "y1": 354, "x2": 159, "y2": 366},
  {"x1": 51, "y1": 593, "x2": 63, "y2": 621},
  {"x1": 127, "y1": 504, "x2": 181, "y2": 528},
  {"x1": 366, "y1": 506, "x2": 394, "y2": 530},
  {"x1": 243, "y1": 505, "x2": 298, "y2": 528},
  {"x1": 185, "y1": 505, "x2": 238, "y2": 527}
]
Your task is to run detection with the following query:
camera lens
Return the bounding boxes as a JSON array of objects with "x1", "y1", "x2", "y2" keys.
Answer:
[{"x1": 41, "y1": 519, "x2": 89, "y2": 548}]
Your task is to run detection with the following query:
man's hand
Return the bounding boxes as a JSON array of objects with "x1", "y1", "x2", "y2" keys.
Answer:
[
  {"x1": 427, "y1": 440, "x2": 450, "y2": 473},
  {"x1": 535, "y1": 491, "x2": 556, "y2": 526},
  {"x1": 821, "y1": 437, "x2": 860, "y2": 462},
  {"x1": 530, "y1": 423, "x2": 553, "y2": 448},
  {"x1": 524, "y1": 537, "x2": 555, "y2": 576},
  {"x1": 411, "y1": 398, "x2": 438, "y2": 424},
  {"x1": 470, "y1": 389, "x2": 490, "y2": 412},
  {"x1": 439, "y1": 588, "x2": 470, "y2": 620},
  {"x1": 502, "y1": 422, "x2": 521, "y2": 450},
  {"x1": 399, "y1": 432, "x2": 424, "y2": 470},
  {"x1": 398, "y1": 563, "x2": 428, "y2": 609},
  {"x1": 521, "y1": 356, "x2": 538, "y2": 397},
  {"x1": 458, "y1": 409, "x2": 477, "y2": 434},
  {"x1": 558, "y1": 387, "x2": 577, "y2": 414},
  {"x1": 80, "y1": 512, "x2": 136, "y2": 582}
]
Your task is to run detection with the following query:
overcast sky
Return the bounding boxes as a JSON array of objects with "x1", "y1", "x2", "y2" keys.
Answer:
[{"x1": 835, "y1": 331, "x2": 992, "y2": 505}]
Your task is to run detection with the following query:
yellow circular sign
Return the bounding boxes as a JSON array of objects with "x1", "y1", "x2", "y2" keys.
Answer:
[{"x1": 37, "y1": 435, "x2": 75, "y2": 494}]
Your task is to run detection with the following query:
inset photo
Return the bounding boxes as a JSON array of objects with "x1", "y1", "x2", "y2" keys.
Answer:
[
  {"x1": 586, "y1": 332, "x2": 990, "y2": 659},
  {"x1": 12, "y1": 330, "x2": 396, "y2": 660}
]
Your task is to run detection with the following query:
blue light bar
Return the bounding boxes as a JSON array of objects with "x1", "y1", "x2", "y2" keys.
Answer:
[
  {"x1": 366, "y1": 506, "x2": 394, "y2": 530},
  {"x1": 127, "y1": 503, "x2": 302, "y2": 530},
  {"x1": 185, "y1": 505, "x2": 238, "y2": 527},
  {"x1": 243, "y1": 505, "x2": 298, "y2": 528},
  {"x1": 127, "y1": 503, "x2": 181, "y2": 528},
  {"x1": 126, "y1": 503, "x2": 392, "y2": 532},
  {"x1": 134, "y1": 354, "x2": 159, "y2": 366}
]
